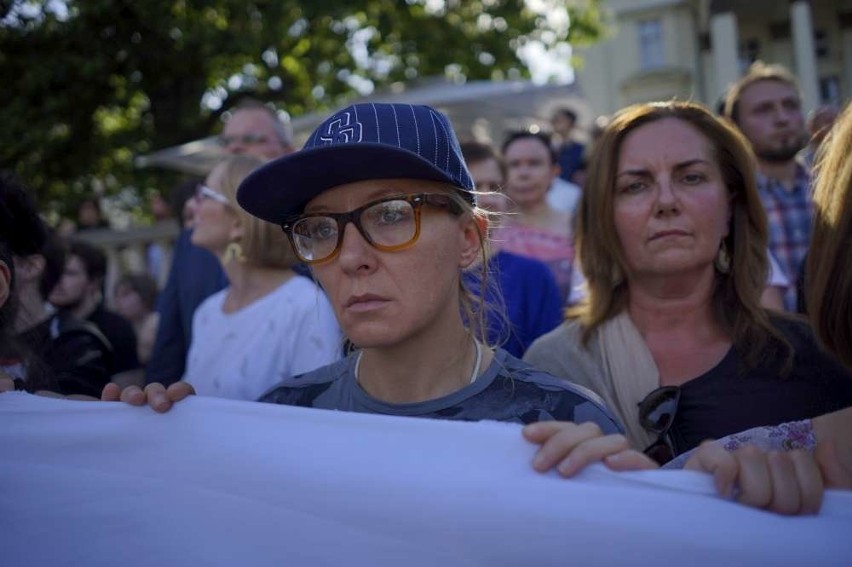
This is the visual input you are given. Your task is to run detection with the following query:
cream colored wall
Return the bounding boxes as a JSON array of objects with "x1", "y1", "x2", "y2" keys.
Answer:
[
  {"x1": 575, "y1": 0, "x2": 700, "y2": 116},
  {"x1": 576, "y1": 0, "x2": 851, "y2": 119}
]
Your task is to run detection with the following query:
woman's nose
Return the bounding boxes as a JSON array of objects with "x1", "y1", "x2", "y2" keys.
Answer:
[{"x1": 336, "y1": 222, "x2": 375, "y2": 272}]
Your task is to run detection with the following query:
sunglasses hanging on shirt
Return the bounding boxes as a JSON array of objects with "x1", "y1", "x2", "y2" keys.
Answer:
[{"x1": 637, "y1": 385, "x2": 681, "y2": 466}]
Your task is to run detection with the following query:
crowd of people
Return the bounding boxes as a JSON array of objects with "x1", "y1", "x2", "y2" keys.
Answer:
[{"x1": 2, "y1": 60, "x2": 852, "y2": 517}]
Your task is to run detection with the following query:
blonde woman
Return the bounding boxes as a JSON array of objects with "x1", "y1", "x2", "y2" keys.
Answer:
[{"x1": 184, "y1": 155, "x2": 342, "y2": 401}]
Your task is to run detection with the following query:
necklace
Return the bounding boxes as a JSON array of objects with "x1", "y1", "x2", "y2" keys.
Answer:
[{"x1": 354, "y1": 339, "x2": 483, "y2": 386}]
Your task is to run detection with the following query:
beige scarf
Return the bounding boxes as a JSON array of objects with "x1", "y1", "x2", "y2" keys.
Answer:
[{"x1": 595, "y1": 311, "x2": 660, "y2": 450}]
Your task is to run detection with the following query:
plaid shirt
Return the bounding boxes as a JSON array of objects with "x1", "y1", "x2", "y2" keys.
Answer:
[{"x1": 756, "y1": 164, "x2": 812, "y2": 311}]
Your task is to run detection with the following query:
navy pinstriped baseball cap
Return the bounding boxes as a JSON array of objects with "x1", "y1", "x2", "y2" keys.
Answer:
[{"x1": 237, "y1": 103, "x2": 475, "y2": 225}]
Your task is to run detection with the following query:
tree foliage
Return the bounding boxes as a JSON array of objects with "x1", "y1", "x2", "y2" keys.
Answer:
[{"x1": 0, "y1": 0, "x2": 605, "y2": 215}]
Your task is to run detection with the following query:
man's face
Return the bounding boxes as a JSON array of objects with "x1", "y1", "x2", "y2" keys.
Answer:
[
  {"x1": 220, "y1": 108, "x2": 292, "y2": 160},
  {"x1": 735, "y1": 80, "x2": 806, "y2": 163},
  {"x1": 48, "y1": 255, "x2": 95, "y2": 309}
]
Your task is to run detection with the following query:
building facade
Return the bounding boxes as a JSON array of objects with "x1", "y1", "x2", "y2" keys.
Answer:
[{"x1": 574, "y1": 0, "x2": 852, "y2": 116}]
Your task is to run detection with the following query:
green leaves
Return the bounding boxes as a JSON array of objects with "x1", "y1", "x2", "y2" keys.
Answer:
[{"x1": 1, "y1": 0, "x2": 604, "y2": 215}]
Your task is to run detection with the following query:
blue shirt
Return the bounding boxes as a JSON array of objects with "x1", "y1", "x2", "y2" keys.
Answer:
[
  {"x1": 260, "y1": 349, "x2": 622, "y2": 429},
  {"x1": 466, "y1": 251, "x2": 563, "y2": 357}
]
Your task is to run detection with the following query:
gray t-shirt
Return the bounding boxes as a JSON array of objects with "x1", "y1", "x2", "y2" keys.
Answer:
[{"x1": 259, "y1": 349, "x2": 623, "y2": 431}]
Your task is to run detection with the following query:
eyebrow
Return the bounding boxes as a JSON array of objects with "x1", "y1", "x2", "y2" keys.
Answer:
[
  {"x1": 617, "y1": 159, "x2": 711, "y2": 177},
  {"x1": 304, "y1": 187, "x2": 410, "y2": 214}
]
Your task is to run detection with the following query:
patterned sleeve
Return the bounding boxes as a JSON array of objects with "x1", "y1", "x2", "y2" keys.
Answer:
[{"x1": 663, "y1": 419, "x2": 816, "y2": 469}]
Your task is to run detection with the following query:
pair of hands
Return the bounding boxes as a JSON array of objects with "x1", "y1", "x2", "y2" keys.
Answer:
[{"x1": 523, "y1": 421, "x2": 852, "y2": 516}]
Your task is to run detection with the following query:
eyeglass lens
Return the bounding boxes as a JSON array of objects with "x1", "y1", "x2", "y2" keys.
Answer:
[{"x1": 291, "y1": 198, "x2": 418, "y2": 262}]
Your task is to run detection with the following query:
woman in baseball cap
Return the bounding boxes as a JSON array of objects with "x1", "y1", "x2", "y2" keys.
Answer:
[{"x1": 113, "y1": 103, "x2": 628, "y2": 454}]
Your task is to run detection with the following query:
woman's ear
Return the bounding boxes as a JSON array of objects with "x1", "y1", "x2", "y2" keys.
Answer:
[
  {"x1": 0, "y1": 260, "x2": 12, "y2": 309},
  {"x1": 229, "y1": 216, "x2": 245, "y2": 242},
  {"x1": 458, "y1": 213, "x2": 485, "y2": 269}
]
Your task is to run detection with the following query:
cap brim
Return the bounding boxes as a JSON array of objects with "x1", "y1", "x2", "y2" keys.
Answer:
[{"x1": 237, "y1": 144, "x2": 462, "y2": 225}]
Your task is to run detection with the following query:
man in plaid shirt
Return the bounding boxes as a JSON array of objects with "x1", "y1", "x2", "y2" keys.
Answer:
[{"x1": 724, "y1": 62, "x2": 811, "y2": 311}]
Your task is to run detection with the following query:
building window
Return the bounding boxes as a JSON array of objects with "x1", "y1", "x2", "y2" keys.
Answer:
[
  {"x1": 814, "y1": 29, "x2": 829, "y2": 59},
  {"x1": 637, "y1": 19, "x2": 665, "y2": 70},
  {"x1": 738, "y1": 38, "x2": 761, "y2": 73}
]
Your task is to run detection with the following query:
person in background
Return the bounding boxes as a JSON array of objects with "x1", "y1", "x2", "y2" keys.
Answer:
[
  {"x1": 800, "y1": 103, "x2": 839, "y2": 170},
  {"x1": 50, "y1": 240, "x2": 140, "y2": 379},
  {"x1": 460, "y1": 141, "x2": 562, "y2": 357},
  {"x1": 551, "y1": 107, "x2": 585, "y2": 183},
  {"x1": 74, "y1": 196, "x2": 110, "y2": 233},
  {"x1": 146, "y1": 99, "x2": 294, "y2": 386},
  {"x1": 182, "y1": 155, "x2": 341, "y2": 401},
  {"x1": 723, "y1": 62, "x2": 811, "y2": 311},
  {"x1": 524, "y1": 101, "x2": 852, "y2": 463},
  {"x1": 113, "y1": 273, "x2": 159, "y2": 365},
  {"x1": 0, "y1": 172, "x2": 114, "y2": 395},
  {"x1": 145, "y1": 190, "x2": 175, "y2": 283},
  {"x1": 498, "y1": 131, "x2": 576, "y2": 302}
]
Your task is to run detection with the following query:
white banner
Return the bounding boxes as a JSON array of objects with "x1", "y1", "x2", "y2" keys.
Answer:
[{"x1": 1, "y1": 392, "x2": 851, "y2": 566}]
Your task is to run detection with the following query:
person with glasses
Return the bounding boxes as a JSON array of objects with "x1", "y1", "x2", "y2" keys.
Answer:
[
  {"x1": 217, "y1": 99, "x2": 295, "y2": 159},
  {"x1": 524, "y1": 101, "x2": 852, "y2": 466},
  {"x1": 178, "y1": 155, "x2": 342, "y2": 401},
  {"x1": 106, "y1": 103, "x2": 622, "y2": 435}
]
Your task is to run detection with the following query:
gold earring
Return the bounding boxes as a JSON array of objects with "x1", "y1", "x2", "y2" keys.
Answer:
[
  {"x1": 223, "y1": 241, "x2": 246, "y2": 264},
  {"x1": 715, "y1": 240, "x2": 731, "y2": 274}
]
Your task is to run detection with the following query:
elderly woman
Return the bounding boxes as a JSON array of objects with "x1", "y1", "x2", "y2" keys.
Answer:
[
  {"x1": 182, "y1": 155, "x2": 342, "y2": 401},
  {"x1": 524, "y1": 101, "x2": 852, "y2": 463}
]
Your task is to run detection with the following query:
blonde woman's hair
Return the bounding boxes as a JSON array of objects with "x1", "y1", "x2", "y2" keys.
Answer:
[
  {"x1": 806, "y1": 103, "x2": 852, "y2": 368},
  {"x1": 572, "y1": 100, "x2": 791, "y2": 370},
  {"x1": 216, "y1": 155, "x2": 298, "y2": 269}
]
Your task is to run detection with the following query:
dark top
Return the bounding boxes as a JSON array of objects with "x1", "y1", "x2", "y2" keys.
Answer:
[
  {"x1": 145, "y1": 229, "x2": 227, "y2": 386},
  {"x1": 87, "y1": 304, "x2": 139, "y2": 374},
  {"x1": 671, "y1": 317, "x2": 852, "y2": 454},
  {"x1": 17, "y1": 315, "x2": 114, "y2": 397},
  {"x1": 465, "y1": 251, "x2": 563, "y2": 357},
  {"x1": 556, "y1": 141, "x2": 585, "y2": 182},
  {"x1": 259, "y1": 349, "x2": 623, "y2": 430}
]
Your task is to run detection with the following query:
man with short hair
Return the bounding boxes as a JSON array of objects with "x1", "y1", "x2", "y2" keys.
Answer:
[
  {"x1": 146, "y1": 99, "x2": 295, "y2": 385},
  {"x1": 49, "y1": 240, "x2": 140, "y2": 378},
  {"x1": 724, "y1": 62, "x2": 811, "y2": 311},
  {"x1": 218, "y1": 101, "x2": 295, "y2": 159}
]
